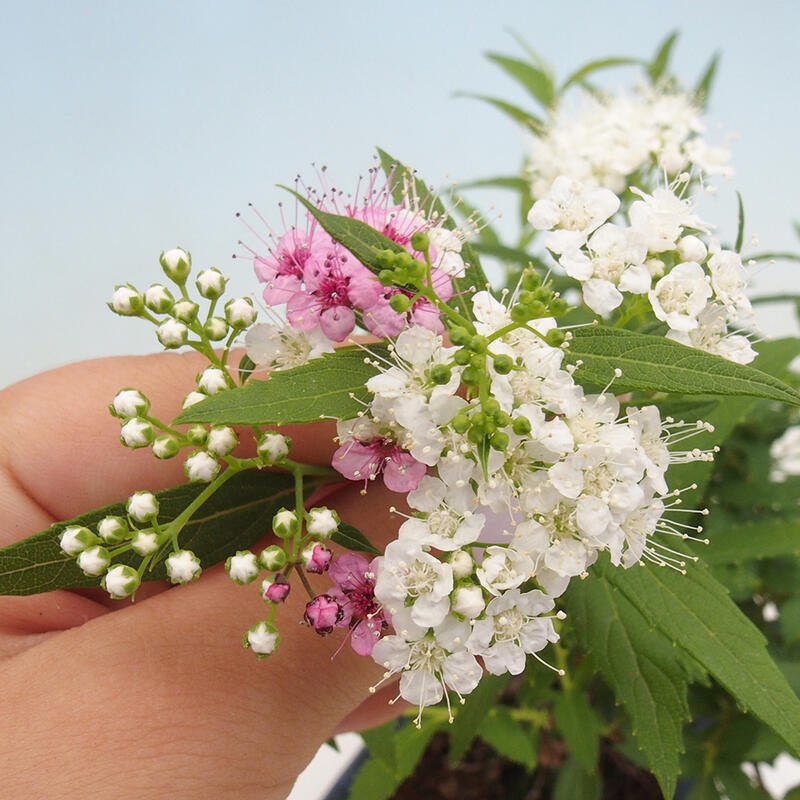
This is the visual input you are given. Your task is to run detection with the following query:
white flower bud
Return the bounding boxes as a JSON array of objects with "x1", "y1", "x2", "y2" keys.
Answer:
[
  {"x1": 259, "y1": 545, "x2": 288, "y2": 571},
  {"x1": 677, "y1": 235, "x2": 708, "y2": 264},
  {"x1": 144, "y1": 284, "x2": 175, "y2": 314},
  {"x1": 166, "y1": 550, "x2": 202, "y2": 584},
  {"x1": 131, "y1": 530, "x2": 160, "y2": 555},
  {"x1": 225, "y1": 297, "x2": 257, "y2": 328},
  {"x1": 160, "y1": 248, "x2": 192, "y2": 283},
  {"x1": 196, "y1": 268, "x2": 227, "y2": 299},
  {"x1": 111, "y1": 388, "x2": 149, "y2": 418},
  {"x1": 198, "y1": 367, "x2": 229, "y2": 395},
  {"x1": 60, "y1": 525, "x2": 99, "y2": 556},
  {"x1": 244, "y1": 621, "x2": 280, "y2": 658},
  {"x1": 207, "y1": 426, "x2": 237, "y2": 457},
  {"x1": 450, "y1": 549, "x2": 475, "y2": 580},
  {"x1": 127, "y1": 491, "x2": 159, "y2": 522},
  {"x1": 152, "y1": 435, "x2": 181, "y2": 459},
  {"x1": 451, "y1": 585, "x2": 486, "y2": 619},
  {"x1": 157, "y1": 319, "x2": 189, "y2": 348},
  {"x1": 120, "y1": 418, "x2": 154, "y2": 448},
  {"x1": 77, "y1": 545, "x2": 111, "y2": 576},
  {"x1": 257, "y1": 432, "x2": 290, "y2": 464},
  {"x1": 182, "y1": 391, "x2": 207, "y2": 409},
  {"x1": 173, "y1": 298, "x2": 199, "y2": 323},
  {"x1": 272, "y1": 508, "x2": 299, "y2": 539},
  {"x1": 204, "y1": 316, "x2": 229, "y2": 341},
  {"x1": 97, "y1": 516, "x2": 128, "y2": 544},
  {"x1": 226, "y1": 550, "x2": 260, "y2": 584},
  {"x1": 184, "y1": 451, "x2": 220, "y2": 482},
  {"x1": 110, "y1": 285, "x2": 143, "y2": 316},
  {"x1": 186, "y1": 425, "x2": 208, "y2": 445},
  {"x1": 306, "y1": 507, "x2": 340, "y2": 538},
  {"x1": 103, "y1": 564, "x2": 141, "y2": 599}
]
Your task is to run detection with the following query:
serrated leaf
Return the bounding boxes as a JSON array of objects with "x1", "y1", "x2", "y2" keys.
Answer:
[
  {"x1": 486, "y1": 52, "x2": 555, "y2": 109},
  {"x1": 0, "y1": 470, "x2": 308, "y2": 595},
  {"x1": 479, "y1": 706, "x2": 538, "y2": 770},
  {"x1": 564, "y1": 327, "x2": 800, "y2": 406},
  {"x1": 553, "y1": 689, "x2": 603, "y2": 772},
  {"x1": 331, "y1": 523, "x2": 380, "y2": 556},
  {"x1": 448, "y1": 672, "x2": 510, "y2": 764},
  {"x1": 565, "y1": 564, "x2": 690, "y2": 797},
  {"x1": 175, "y1": 346, "x2": 384, "y2": 425},
  {"x1": 606, "y1": 560, "x2": 800, "y2": 760}
]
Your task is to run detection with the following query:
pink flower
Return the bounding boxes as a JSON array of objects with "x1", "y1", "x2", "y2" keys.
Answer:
[{"x1": 332, "y1": 437, "x2": 427, "y2": 493}]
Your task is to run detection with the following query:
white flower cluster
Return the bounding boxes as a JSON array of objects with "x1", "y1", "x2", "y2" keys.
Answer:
[
  {"x1": 770, "y1": 425, "x2": 800, "y2": 482},
  {"x1": 364, "y1": 298, "x2": 712, "y2": 718},
  {"x1": 527, "y1": 86, "x2": 732, "y2": 200},
  {"x1": 528, "y1": 175, "x2": 756, "y2": 363}
]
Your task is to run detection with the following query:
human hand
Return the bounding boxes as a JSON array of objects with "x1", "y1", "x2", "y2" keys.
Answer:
[{"x1": 0, "y1": 352, "x2": 401, "y2": 799}]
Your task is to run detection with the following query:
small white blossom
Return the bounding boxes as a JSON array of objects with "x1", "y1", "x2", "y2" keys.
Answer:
[
  {"x1": 144, "y1": 284, "x2": 174, "y2": 313},
  {"x1": 166, "y1": 550, "x2": 202, "y2": 584},
  {"x1": 649, "y1": 262, "x2": 712, "y2": 331},
  {"x1": 770, "y1": 425, "x2": 800, "y2": 482},
  {"x1": 476, "y1": 546, "x2": 534, "y2": 595},
  {"x1": 160, "y1": 248, "x2": 191, "y2": 282},
  {"x1": 451, "y1": 585, "x2": 486, "y2": 619},
  {"x1": 97, "y1": 516, "x2": 128, "y2": 544}
]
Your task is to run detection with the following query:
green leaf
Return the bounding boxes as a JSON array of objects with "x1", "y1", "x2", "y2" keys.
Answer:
[
  {"x1": 565, "y1": 563, "x2": 690, "y2": 797},
  {"x1": 553, "y1": 689, "x2": 603, "y2": 772},
  {"x1": 238, "y1": 353, "x2": 257, "y2": 384},
  {"x1": 0, "y1": 470, "x2": 311, "y2": 596},
  {"x1": 448, "y1": 672, "x2": 510, "y2": 764},
  {"x1": 700, "y1": 516, "x2": 800, "y2": 565},
  {"x1": 485, "y1": 52, "x2": 555, "y2": 109},
  {"x1": 607, "y1": 560, "x2": 800, "y2": 760},
  {"x1": 552, "y1": 756, "x2": 601, "y2": 800},
  {"x1": 331, "y1": 523, "x2": 381, "y2": 556},
  {"x1": 455, "y1": 92, "x2": 544, "y2": 131},
  {"x1": 693, "y1": 52, "x2": 720, "y2": 110},
  {"x1": 561, "y1": 56, "x2": 643, "y2": 92},
  {"x1": 175, "y1": 346, "x2": 384, "y2": 425},
  {"x1": 564, "y1": 327, "x2": 800, "y2": 406},
  {"x1": 736, "y1": 191, "x2": 746, "y2": 253},
  {"x1": 647, "y1": 30, "x2": 680, "y2": 83},
  {"x1": 479, "y1": 706, "x2": 537, "y2": 770},
  {"x1": 345, "y1": 757, "x2": 398, "y2": 800}
]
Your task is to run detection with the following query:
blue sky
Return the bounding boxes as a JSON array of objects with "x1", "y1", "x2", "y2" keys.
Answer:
[{"x1": 3, "y1": 0, "x2": 799, "y2": 386}]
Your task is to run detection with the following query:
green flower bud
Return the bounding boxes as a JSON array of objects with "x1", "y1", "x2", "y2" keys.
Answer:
[
  {"x1": 110, "y1": 285, "x2": 144, "y2": 316},
  {"x1": 429, "y1": 363, "x2": 452, "y2": 385},
  {"x1": 492, "y1": 353, "x2": 514, "y2": 375},
  {"x1": 272, "y1": 508, "x2": 300, "y2": 539},
  {"x1": 204, "y1": 317, "x2": 229, "y2": 341},
  {"x1": 103, "y1": 564, "x2": 141, "y2": 599},
  {"x1": 59, "y1": 525, "x2": 100, "y2": 556},
  {"x1": 410, "y1": 230, "x2": 430, "y2": 252},
  {"x1": 160, "y1": 248, "x2": 192, "y2": 284},
  {"x1": 97, "y1": 516, "x2": 129, "y2": 545},
  {"x1": 259, "y1": 544, "x2": 288, "y2": 571},
  {"x1": 144, "y1": 284, "x2": 175, "y2": 314},
  {"x1": 196, "y1": 267, "x2": 227, "y2": 299},
  {"x1": 389, "y1": 293, "x2": 413, "y2": 313},
  {"x1": 152, "y1": 434, "x2": 181, "y2": 459},
  {"x1": 173, "y1": 298, "x2": 200, "y2": 323}
]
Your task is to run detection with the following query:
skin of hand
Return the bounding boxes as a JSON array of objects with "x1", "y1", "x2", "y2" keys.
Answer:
[{"x1": 0, "y1": 352, "x2": 404, "y2": 799}]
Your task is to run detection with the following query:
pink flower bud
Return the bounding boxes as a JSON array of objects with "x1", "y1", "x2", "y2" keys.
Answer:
[
  {"x1": 303, "y1": 542, "x2": 332, "y2": 574},
  {"x1": 304, "y1": 594, "x2": 343, "y2": 635},
  {"x1": 262, "y1": 574, "x2": 291, "y2": 603}
]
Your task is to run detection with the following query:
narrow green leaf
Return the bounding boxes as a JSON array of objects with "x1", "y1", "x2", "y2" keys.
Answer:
[
  {"x1": 553, "y1": 689, "x2": 603, "y2": 772},
  {"x1": 331, "y1": 523, "x2": 381, "y2": 556},
  {"x1": 735, "y1": 191, "x2": 746, "y2": 253},
  {"x1": 485, "y1": 52, "x2": 555, "y2": 109},
  {"x1": 552, "y1": 756, "x2": 602, "y2": 800},
  {"x1": 561, "y1": 56, "x2": 643, "y2": 92},
  {"x1": 448, "y1": 672, "x2": 510, "y2": 764},
  {"x1": 175, "y1": 346, "x2": 384, "y2": 425},
  {"x1": 607, "y1": 561, "x2": 800, "y2": 759},
  {"x1": 565, "y1": 564, "x2": 689, "y2": 797},
  {"x1": 564, "y1": 327, "x2": 800, "y2": 406},
  {"x1": 455, "y1": 92, "x2": 544, "y2": 131},
  {"x1": 693, "y1": 52, "x2": 720, "y2": 110},
  {"x1": 345, "y1": 758, "x2": 398, "y2": 800},
  {"x1": 647, "y1": 30, "x2": 680, "y2": 83},
  {"x1": 479, "y1": 706, "x2": 538, "y2": 770},
  {"x1": 0, "y1": 470, "x2": 310, "y2": 596},
  {"x1": 238, "y1": 353, "x2": 257, "y2": 384}
]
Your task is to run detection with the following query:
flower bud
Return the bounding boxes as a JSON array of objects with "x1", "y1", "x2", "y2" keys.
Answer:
[
  {"x1": 203, "y1": 316, "x2": 229, "y2": 341},
  {"x1": 165, "y1": 550, "x2": 202, "y2": 584},
  {"x1": 226, "y1": 550, "x2": 260, "y2": 584},
  {"x1": 225, "y1": 297, "x2": 257, "y2": 328},
  {"x1": 103, "y1": 564, "x2": 141, "y2": 599},
  {"x1": 172, "y1": 298, "x2": 200, "y2": 323},
  {"x1": 97, "y1": 516, "x2": 129, "y2": 545},
  {"x1": 110, "y1": 285, "x2": 143, "y2": 316},
  {"x1": 304, "y1": 594, "x2": 342, "y2": 634},
  {"x1": 182, "y1": 391, "x2": 207, "y2": 409},
  {"x1": 152, "y1": 434, "x2": 181, "y2": 459},
  {"x1": 677, "y1": 235, "x2": 708, "y2": 264},
  {"x1": 127, "y1": 491, "x2": 159, "y2": 522},
  {"x1": 131, "y1": 530, "x2": 160, "y2": 555},
  {"x1": 59, "y1": 525, "x2": 99, "y2": 556},
  {"x1": 186, "y1": 424, "x2": 208, "y2": 445},
  {"x1": 259, "y1": 544, "x2": 287, "y2": 571},
  {"x1": 451, "y1": 585, "x2": 485, "y2": 619},
  {"x1": 244, "y1": 621, "x2": 280, "y2": 658},
  {"x1": 160, "y1": 248, "x2": 192, "y2": 283},
  {"x1": 120, "y1": 418, "x2": 155, "y2": 448},
  {"x1": 450, "y1": 549, "x2": 474, "y2": 580},
  {"x1": 110, "y1": 388, "x2": 150, "y2": 418},
  {"x1": 257, "y1": 432, "x2": 290, "y2": 464},
  {"x1": 184, "y1": 451, "x2": 220, "y2": 482},
  {"x1": 144, "y1": 284, "x2": 175, "y2": 314},
  {"x1": 198, "y1": 367, "x2": 228, "y2": 395},
  {"x1": 272, "y1": 508, "x2": 300, "y2": 539},
  {"x1": 302, "y1": 542, "x2": 332, "y2": 574},
  {"x1": 306, "y1": 507, "x2": 340, "y2": 539},
  {"x1": 157, "y1": 319, "x2": 189, "y2": 348},
  {"x1": 261, "y1": 574, "x2": 291, "y2": 603},
  {"x1": 77, "y1": 545, "x2": 111, "y2": 577},
  {"x1": 206, "y1": 426, "x2": 237, "y2": 457},
  {"x1": 196, "y1": 268, "x2": 227, "y2": 299}
]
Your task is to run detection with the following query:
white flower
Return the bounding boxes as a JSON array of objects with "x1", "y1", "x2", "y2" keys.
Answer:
[
  {"x1": 184, "y1": 451, "x2": 220, "y2": 482},
  {"x1": 476, "y1": 546, "x2": 534, "y2": 595},
  {"x1": 103, "y1": 564, "x2": 141, "y2": 599},
  {"x1": 144, "y1": 284, "x2": 174, "y2": 313},
  {"x1": 97, "y1": 516, "x2": 128, "y2": 544},
  {"x1": 198, "y1": 367, "x2": 229, "y2": 394},
  {"x1": 770, "y1": 425, "x2": 800, "y2": 482},
  {"x1": 398, "y1": 505, "x2": 484, "y2": 552},
  {"x1": 428, "y1": 226, "x2": 466, "y2": 277},
  {"x1": 666, "y1": 303, "x2": 757, "y2": 364},
  {"x1": 245, "y1": 321, "x2": 333, "y2": 369},
  {"x1": 629, "y1": 186, "x2": 708, "y2": 254},
  {"x1": 166, "y1": 550, "x2": 202, "y2": 584},
  {"x1": 111, "y1": 388, "x2": 149, "y2": 418},
  {"x1": 648, "y1": 262, "x2": 712, "y2": 331}
]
